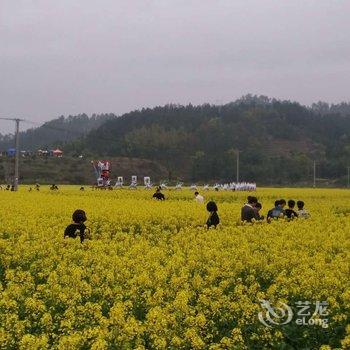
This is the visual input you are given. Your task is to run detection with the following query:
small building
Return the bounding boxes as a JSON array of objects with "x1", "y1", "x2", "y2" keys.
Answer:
[
  {"x1": 7, "y1": 148, "x2": 16, "y2": 157},
  {"x1": 52, "y1": 149, "x2": 63, "y2": 157}
]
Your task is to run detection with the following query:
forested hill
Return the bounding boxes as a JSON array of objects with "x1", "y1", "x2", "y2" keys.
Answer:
[
  {"x1": 0, "y1": 114, "x2": 113, "y2": 151},
  {"x1": 65, "y1": 96, "x2": 350, "y2": 185}
]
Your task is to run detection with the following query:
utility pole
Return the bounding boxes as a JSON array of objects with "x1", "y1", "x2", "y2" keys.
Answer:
[
  {"x1": 313, "y1": 161, "x2": 316, "y2": 188},
  {"x1": 14, "y1": 119, "x2": 20, "y2": 191},
  {"x1": 236, "y1": 150, "x2": 240, "y2": 183},
  {"x1": 347, "y1": 166, "x2": 350, "y2": 188},
  {"x1": 0, "y1": 117, "x2": 23, "y2": 191}
]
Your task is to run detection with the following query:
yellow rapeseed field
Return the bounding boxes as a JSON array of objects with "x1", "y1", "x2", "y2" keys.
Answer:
[{"x1": 0, "y1": 186, "x2": 349, "y2": 349}]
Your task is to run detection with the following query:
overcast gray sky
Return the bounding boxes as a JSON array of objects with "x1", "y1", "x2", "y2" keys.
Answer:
[{"x1": 1, "y1": 0, "x2": 349, "y2": 133}]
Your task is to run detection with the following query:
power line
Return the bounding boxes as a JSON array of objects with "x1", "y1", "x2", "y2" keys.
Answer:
[
  {"x1": 20, "y1": 118, "x2": 121, "y2": 146},
  {"x1": 1, "y1": 118, "x2": 99, "y2": 140},
  {"x1": 21, "y1": 119, "x2": 89, "y2": 137},
  {"x1": 3, "y1": 116, "x2": 137, "y2": 152}
]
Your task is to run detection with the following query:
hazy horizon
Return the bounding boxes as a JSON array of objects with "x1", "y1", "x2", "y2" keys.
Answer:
[{"x1": 1, "y1": 0, "x2": 350, "y2": 133}]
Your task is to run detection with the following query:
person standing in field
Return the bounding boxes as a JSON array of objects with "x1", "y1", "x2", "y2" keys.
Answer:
[
  {"x1": 153, "y1": 187, "x2": 165, "y2": 200},
  {"x1": 267, "y1": 199, "x2": 286, "y2": 220},
  {"x1": 285, "y1": 200, "x2": 298, "y2": 219},
  {"x1": 297, "y1": 200, "x2": 310, "y2": 219},
  {"x1": 254, "y1": 202, "x2": 265, "y2": 221},
  {"x1": 194, "y1": 191, "x2": 204, "y2": 203},
  {"x1": 241, "y1": 196, "x2": 259, "y2": 222},
  {"x1": 206, "y1": 201, "x2": 220, "y2": 228},
  {"x1": 64, "y1": 209, "x2": 91, "y2": 243}
]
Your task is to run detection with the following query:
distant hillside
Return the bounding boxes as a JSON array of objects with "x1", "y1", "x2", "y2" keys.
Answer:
[
  {"x1": 68, "y1": 95, "x2": 350, "y2": 185},
  {"x1": 0, "y1": 114, "x2": 113, "y2": 151},
  {"x1": 2, "y1": 95, "x2": 350, "y2": 185}
]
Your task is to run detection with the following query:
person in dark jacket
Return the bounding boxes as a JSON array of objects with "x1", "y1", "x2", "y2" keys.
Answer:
[
  {"x1": 254, "y1": 202, "x2": 264, "y2": 221},
  {"x1": 153, "y1": 187, "x2": 165, "y2": 200},
  {"x1": 285, "y1": 200, "x2": 298, "y2": 219},
  {"x1": 64, "y1": 209, "x2": 91, "y2": 243},
  {"x1": 206, "y1": 201, "x2": 220, "y2": 228},
  {"x1": 241, "y1": 196, "x2": 259, "y2": 222}
]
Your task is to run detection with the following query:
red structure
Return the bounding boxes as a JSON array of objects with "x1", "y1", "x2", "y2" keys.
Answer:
[
  {"x1": 52, "y1": 149, "x2": 63, "y2": 157},
  {"x1": 91, "y1": 160, "x2": 111, "y2": 187}
]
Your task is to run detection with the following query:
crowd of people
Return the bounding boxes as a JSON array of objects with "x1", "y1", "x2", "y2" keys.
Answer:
[
  {"x1": 229, "y1": 182, "x2": 257, "y2": 191},
  {"x1": 64, "y1": 190, "x2": 309, "y2": 243},
  {"x1": 150, "y1": 189, "x2": 310, "y2": 227},
  {"x1": 241, "y1": 196, "x2": 310, "y2": 222},
  {"x1": 0, "y1": 184, "x2": 15, "y2": 191},
  {"x1": 211, "y1": 182, "x2": 257, "y2": 191}
]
